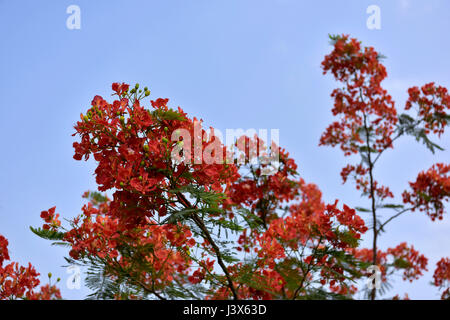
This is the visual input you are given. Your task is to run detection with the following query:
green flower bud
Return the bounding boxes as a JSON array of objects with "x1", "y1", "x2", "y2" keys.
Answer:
[
  {"x1": 143, "y1": 145, "x2": 149, "y2": 152},
  {"x1": 162, "y1": 137, "x2": 168, "y2": 144}
]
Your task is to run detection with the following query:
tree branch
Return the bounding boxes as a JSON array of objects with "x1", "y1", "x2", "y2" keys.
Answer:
[
  {"x1": 176, "y1": 192, "x2": 239, "y2": 300},
  {"x1": 377, "y1": 206, "x2": 415, "y2": 234}
]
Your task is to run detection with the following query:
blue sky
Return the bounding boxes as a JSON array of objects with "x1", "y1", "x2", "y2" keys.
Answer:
[{"x1": 0, "y1": 0, "x2": 449, "y2": 299}]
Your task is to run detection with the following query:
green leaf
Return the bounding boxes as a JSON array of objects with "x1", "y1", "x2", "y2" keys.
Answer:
[
  {"x1": 86, "y1": 191, "x2": 109, "y2": 205},
  {"x1": 328, "y1": 34, "x2": 341, "y2": 45},
  {"x1": 237, "y1": 208, "x2": 265, "y2": 230},
  {"x1": 378, "y1": 203, "x2": 404, "y2": 210},
  {"x1": 358, "y1": 146, "x2": 377, "y2": 154},
  {"x1": 393, "y1": 258, "x2": 411, "y2": 269},
  {"x1": 30, "y1": 226, "x2": 65, "y2": 241},
  {"x1": 152, "y1": 109, "x2": 186, "y2": 122},
  {"x1": 397, "y1": 114, "x2": 444, "y2": 154},
  {"x1": 51, "y1": 241, "x2": 72, "y2": 248},
  {"x1": 163, "y1": 208, "x2": 198, "y2": 224},
  {"x1": 335, "y1": 230, "x2": 360, "y2": 248}
]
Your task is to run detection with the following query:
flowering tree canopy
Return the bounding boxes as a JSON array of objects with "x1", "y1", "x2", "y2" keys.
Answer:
[
  {"x1": 319, "y1": 34, "x2": 449, "y2": 300},
  {"x1": 2, "y1": 34, "x2": 448, "y2": 300}
]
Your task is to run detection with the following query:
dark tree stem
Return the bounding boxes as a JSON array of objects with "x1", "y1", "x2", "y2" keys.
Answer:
[
  {"x1": 176, "y1": 192, "x2": 239, "y2": 300},
  {"x1": 362, "y1": 113, "x2": 378, "y2": 300}
]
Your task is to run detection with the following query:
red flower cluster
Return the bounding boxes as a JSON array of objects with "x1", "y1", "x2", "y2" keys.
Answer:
[
  {"x1": 261, "y1": 199, "x2": 367, "y2": 292},
  {"x1": 0, "y1": 235, "x2": 61, "y2": 300},
  {"x1": 386, "y1": 243, "x2": 428, "y2": 282},
  {"x1": 320, "y1": 35, "x2": 397, "y2": 155},
  {"x1": 0, "y1": 236, "x2": 9, "y2": 266},
  {"x1": 265, "y1": 200, "x2": 368, "y2": 251},
  {"x1": 61, "y1": 192, "x2": 195, "y2": 290},
  {"x1": 403, "y1": 163, "x2": 450, "y2": 221},
  {"x1": 353, "y1": 242, "x2": 428, "y2": 283},
  {"x1": 432, "y1": 257, "x2": 450, "y2": 299},
  {"x1": 406, "y1": 83, "x2": 450, "y2": 137},
  {"x1": 29, "y1": 284, "x2": 63, "y2": 300},
  {"x1": 213, "y1": 178, "x2": 368, "y2": 299},
  {"x1": 73, "y1": 84, "x2": 239, "y2": 227},
  {"x1": 226, "y1": 135, "x2": 300, "y2": 226},
  {"x1": 40, "y1": 206, "x2": 61, "y2": 231},
  {"x1": 111, "y1": 82, "x2": 130, "y2": 96}
]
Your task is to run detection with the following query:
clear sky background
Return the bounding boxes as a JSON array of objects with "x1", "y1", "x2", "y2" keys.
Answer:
[{"x1": 0, "y1": 0, "x2": 449, "y2": 299}]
